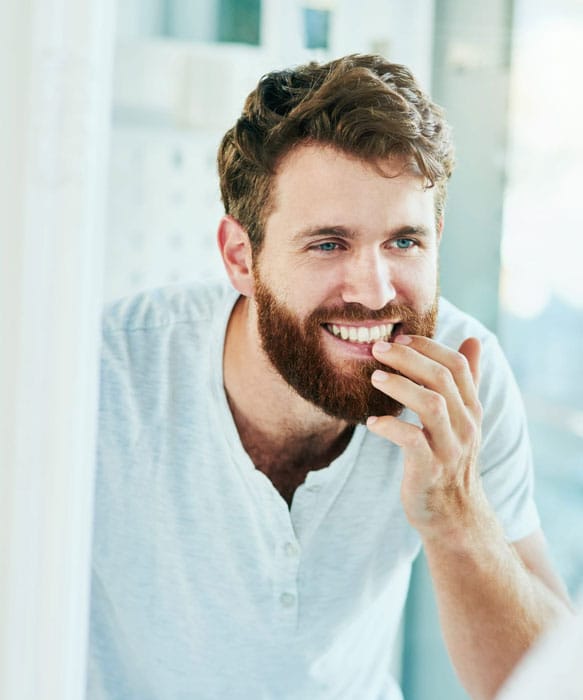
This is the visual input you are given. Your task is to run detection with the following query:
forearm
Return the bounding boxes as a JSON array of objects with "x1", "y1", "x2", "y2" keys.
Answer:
[
  {"x1": 423, "y1": 510, "x2": 570, "y2": 700},
  {"x1": 366, "y1": 335, "x2": 571, "y2": 697}
]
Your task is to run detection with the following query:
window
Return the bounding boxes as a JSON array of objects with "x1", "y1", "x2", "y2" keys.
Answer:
[{"x1": 500, "y1": 0, "x2": 583, "y2": 595}]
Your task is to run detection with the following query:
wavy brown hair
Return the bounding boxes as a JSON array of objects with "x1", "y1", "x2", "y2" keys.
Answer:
[{"x1": 218, "y1": 54, "x2": 454, "y2": 252}]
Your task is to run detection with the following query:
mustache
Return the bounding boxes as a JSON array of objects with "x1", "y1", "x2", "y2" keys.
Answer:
[{"x1": 308, "y1": 302, "x2": 422, "y2": 324}]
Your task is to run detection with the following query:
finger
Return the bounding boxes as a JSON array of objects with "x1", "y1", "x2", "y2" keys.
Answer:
[
  {"x1": 372, "y1": 340, "x2": 468, "y2": 428},
  {"x1": 378, "y1": 336, "x2": 479, "y2": 410},
  {"x1": 371, "y1": 370, "x2": 457, "y2": 458},
  {"x1": 366, "y1": 413, "x2": 430, "y2": 457},
  {"x1": 458, "y1": 337, "x2": 481, "y2": 389}
]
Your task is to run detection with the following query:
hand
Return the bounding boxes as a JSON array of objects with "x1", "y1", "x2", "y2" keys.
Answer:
[{"x1": 366, "y1": 335, "x2": 488, "y2": 539}]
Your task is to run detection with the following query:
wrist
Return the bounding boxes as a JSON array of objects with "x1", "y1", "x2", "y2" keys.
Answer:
[{"x1": 417, "y1": 495, "x2": 504, "y2": 555}]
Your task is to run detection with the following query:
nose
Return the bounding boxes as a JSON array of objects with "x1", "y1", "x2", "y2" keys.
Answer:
[{"x1": 341, "y1": 251, "x2": 396, "y2": 310}]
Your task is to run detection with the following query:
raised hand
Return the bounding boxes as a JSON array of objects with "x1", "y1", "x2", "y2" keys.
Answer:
[{"x1": 366, "y1": 335, "x2": 488, "y2": 538}]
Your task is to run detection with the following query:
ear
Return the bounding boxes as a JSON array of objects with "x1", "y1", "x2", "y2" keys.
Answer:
[{"x1": 217, "y1": 215, "x2": 255, "y2": 297}]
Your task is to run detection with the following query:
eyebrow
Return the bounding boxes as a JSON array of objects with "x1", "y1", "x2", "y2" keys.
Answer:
[{"x1": 292, "y1": 224, "x2": 432, "y2": 243}]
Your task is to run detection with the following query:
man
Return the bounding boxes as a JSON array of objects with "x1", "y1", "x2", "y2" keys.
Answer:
[{"x1": 89, "y1": 55, "x2": 570, "y2": 700}]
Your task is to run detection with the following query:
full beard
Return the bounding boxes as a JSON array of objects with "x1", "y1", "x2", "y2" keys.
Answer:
[{"x1": 253, "y1": 274, "x2": 439, "y2": 425}]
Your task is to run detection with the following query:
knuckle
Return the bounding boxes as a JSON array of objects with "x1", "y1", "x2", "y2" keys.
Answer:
[
  {"x1": 432, "y1": 365, "x2": 451, "y2": 386},
  {"x1": 425, "y1": 391, "x2": 446, "y2": 416},
  {"x1": 468, "y1": 399, "x2": 483, "y2": 421},
  {"x1": 451, "y1": 352, "x2": 469, "y2": 374},
  {"x1": 460, "y1": 415, "x2": 480, "y2": 443},
  {"x1": 459, "y1": 415, "x2": 475, "y2": 438},
  {"x1": 404, "y1": 427, "x2": 426, "y2": 450}
]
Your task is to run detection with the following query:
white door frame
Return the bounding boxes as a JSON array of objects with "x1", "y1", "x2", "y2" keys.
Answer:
[{"x1": 0, "y1": 1, "x2": 115, "y2": 698}]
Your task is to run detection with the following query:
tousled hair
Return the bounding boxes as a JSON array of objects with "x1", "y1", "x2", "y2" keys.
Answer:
[{"x1": 218, "y1": 54, "x2": 454, "y2": 252}]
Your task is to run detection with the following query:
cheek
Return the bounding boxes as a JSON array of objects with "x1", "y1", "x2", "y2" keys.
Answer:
[
  {"x1": 285, "y1": 265, "x2": 342, "y2": 309},
  {"x1": 398, "y1": 261, "x2": 439, "y2": 305},
  {"x1": 257, "y1": 269, "x2": 324, "y2": 320}
]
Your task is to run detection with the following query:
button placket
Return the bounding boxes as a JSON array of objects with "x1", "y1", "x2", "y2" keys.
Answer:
[
  {"x1": 281, "y1": 476, "x2": 327, "y2": 619},
  {"x1": 274, "y1": 533, "x2": 301, "y2": 630}
]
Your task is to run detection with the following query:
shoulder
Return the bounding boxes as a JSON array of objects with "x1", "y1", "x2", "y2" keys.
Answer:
[
  {"x1": 435, "y1": 297, "x2": 498, "y2": 349},
  {"x1": 97, "y1": 280, "x2": 236, "y2": 428},
  {"x1": 101, "y1": 279, "x2": 236, "y2": 337},
  {"x1": 435, "y1": 297, "x2": 518, "y2": 398},
  {"x1": 98, "y1": 279, "x2": 238, "y2": 382}
]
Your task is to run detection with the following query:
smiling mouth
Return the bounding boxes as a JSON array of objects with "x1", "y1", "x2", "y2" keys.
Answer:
[{"x1": 323, "y1": 322, "x2": 401, "y2": 344}]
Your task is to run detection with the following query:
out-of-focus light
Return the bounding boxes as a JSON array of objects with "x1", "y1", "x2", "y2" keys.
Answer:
[
  {"x1": 500, "y1": 265, "x2": 551, "y2": 319},
  {"x1": 502, "y1": 15, "x2": 583, "y2": 313}
]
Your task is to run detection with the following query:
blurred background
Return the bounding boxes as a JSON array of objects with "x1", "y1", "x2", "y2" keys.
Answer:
[{"x1": 1, "y1": 1, "x2": 582, "y2": 699}]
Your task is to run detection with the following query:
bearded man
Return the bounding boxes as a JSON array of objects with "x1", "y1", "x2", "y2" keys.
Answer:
[{"x1": 89, "y1": 55, "x2": 571, "y2": 700}]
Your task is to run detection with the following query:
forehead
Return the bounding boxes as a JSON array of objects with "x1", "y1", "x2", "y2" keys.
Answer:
[{"x1": 267, "y1": 144, "x2": 436, "y2": 235}]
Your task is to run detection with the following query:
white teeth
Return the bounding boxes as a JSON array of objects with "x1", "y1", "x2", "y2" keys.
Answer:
[
  {"x1": 326, "y1": 323, "x2": 395, "y2": 344},
  {"x1": 357, "y1": 327, "x2": 368, "y2": 342}
]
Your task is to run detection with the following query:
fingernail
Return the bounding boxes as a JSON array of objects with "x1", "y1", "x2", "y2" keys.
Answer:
[
  {"x1": 367, "y1": 416, "x2": 378, "y2": 426},
  {"x1": 374, "y1": 340, "x2": 391, "y2": 352},
  {"x1": 371, "y1": 369, "x2": 388, "y2": 382},
  {"x1": 394, "y1": 334, "x2": 411, "y2": 345}
]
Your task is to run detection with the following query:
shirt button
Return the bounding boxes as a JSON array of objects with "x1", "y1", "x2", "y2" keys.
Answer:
[
  {"x1": 280, "y1": 592, "x2": 296, "y2": 608},
  {"x1": 284, "y1": 542, "x2": 299, "y2": 557},
  {"x1": 307, "y1": 484, "x2": 321, "y2": 493}
]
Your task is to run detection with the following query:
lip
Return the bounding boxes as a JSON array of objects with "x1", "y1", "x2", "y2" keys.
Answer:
[{"x1": 324, "y1": 320, "x2": 402, "y2": 328}]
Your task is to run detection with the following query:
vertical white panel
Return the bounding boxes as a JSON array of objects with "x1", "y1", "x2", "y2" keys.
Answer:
[{"x1": 0, "y1": 0, "x2": 115, "y2": 699}]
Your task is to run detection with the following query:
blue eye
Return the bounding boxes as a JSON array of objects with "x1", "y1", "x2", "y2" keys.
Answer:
[
  {"x1": 394, "y1": 238, "x2": 416, "y2": 249},
  {"x1": 317, "y1": 241, "x2": 339, "y2": 252}
]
